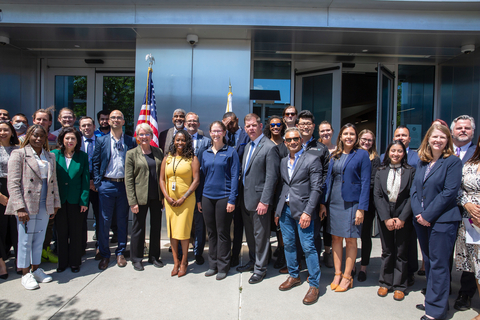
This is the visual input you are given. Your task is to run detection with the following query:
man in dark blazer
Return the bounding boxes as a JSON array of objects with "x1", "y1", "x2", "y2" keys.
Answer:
[
  {"x1": 450, "y1": 115, "x2": 477, "y2": 311},
  {"x1": 223, "y1": 111, "x2": 250, "y2": 267},
  {"x1": 275, "y1": 127, "x2": 323, "y2": 305},
  {"x1": 158, "y1": 109, "x2": 204, "y2": 153},
  {"x1": 236, "y1": 113, "x2": 279, "y2": 284},
  {"x1": 92, "y1": 110, "x2": 137, "y2": 270},
  {"x1": 185, "y1": 112, "x2": 210, "y2": 265},
  {"x1": 296, "y1": 110, "x2": 331, "y2": 266},
  {"x1": 380, "y1": 125, "x2": 419, "y2": 285}
]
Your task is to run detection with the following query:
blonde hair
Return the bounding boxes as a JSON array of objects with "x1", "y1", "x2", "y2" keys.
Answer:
[
  {"x1": 358, "y1": 129, "x2": 379, "y2": 160},
  {"x1": 417, "y1": 124, "x2": 454, "y2": 162}
]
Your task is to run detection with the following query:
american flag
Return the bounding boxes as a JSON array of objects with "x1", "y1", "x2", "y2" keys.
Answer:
[{"x1": 136, "y1": 67, "x2": 159, "y2": 147}]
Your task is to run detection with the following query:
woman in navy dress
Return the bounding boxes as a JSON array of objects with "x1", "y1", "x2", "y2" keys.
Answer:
[{"x1": 320, "y1": 123, "x2": 371, "y2": 292}]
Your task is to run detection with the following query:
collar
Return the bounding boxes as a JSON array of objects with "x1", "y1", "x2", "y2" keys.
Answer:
[
  {"x1": 303, "y1": 136, "x2": 314, "y2": 148},
  {"x1": 453, "y1": 141, "x2": 472, "y2": 151},
  {"x1": 207, "y1": 143, "x2": 228, "y2": 153},
  {"x1": 111, "y1": 133, "x2": 124, "y2": 142},
  {"x1": 290, "y1": 148, "x2": 304, "y2": 161},
  {"x1": 252, "y1": 133, "x2": 264, "y2": 146},
  {"x1": 191, "y1": 132, "x2": 198, "y2": 140},
  {"x1": 174, "y1": 127, "x2": 187, "y2": 134},
  {"x1": 83, "y1": 135, "x2": 95, "y2": 142}
]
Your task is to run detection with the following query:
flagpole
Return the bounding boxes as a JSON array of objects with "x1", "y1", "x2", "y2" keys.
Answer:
[{"x1": 145, "y1": 54, "x2": 155, "y2": 124}]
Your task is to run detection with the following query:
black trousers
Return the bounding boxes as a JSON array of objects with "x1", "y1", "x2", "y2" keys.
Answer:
[
  {"x1": 0, "y1": 177, "x2": 16, "y2": 261},
  {"x1": 378, "y1": 212, "x2": 411, "y2": 291},
  {"x1": 231, "y1": 189, "x2": 244, "y2": 259},
  {"x1": 130, "y1": 198, "x2": 163, "y2": 262},
  {"x1": 407, "y1": 222, "x2": 419, "y2": 275},
  {"x1": 360, "y1": 200, "x2": 376, "y2": 266},
  {"x1": 459, "y1": 271, "x2": 478, "y2": 298},
  {"x1": 55, "y1": 201, "x2": 85, "y2": 269},
  {"x1": 203, "y1": 196, "x2": 233, "y2": 273},
  {"x1": 83, "y1": 189, "x2": 100, "y2": 250}
]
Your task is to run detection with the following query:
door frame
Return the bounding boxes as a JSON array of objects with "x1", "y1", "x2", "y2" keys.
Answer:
[{"x1": 376, "y1": 63, "x2": 396, "y2": 154}]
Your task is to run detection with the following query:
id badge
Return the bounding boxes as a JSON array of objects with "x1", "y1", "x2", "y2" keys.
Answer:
[{"x1": 172, "y1": 181, "x2": 176, "y2": 191}]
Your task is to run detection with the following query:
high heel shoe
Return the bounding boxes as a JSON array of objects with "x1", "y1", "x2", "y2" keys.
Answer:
[
  {"x1": 0, "y1": 273, "x2": 8, "y2": 280},
  {"x1": 335, "y1": 275, "x2": 353, "y2": 292},
  {"x1": 178, "y1": 263, "x2": 187, "y2": 278},
  {"x1": 171, "y1": 263, "x2": 180, "y2": 277},
  {"x1": 330, "y1": 272, "x2": 343, "y2": 291}
]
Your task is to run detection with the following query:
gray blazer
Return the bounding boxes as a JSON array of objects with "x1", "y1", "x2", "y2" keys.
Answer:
[
  {"x1": 275, "y1": 152, "x2": 323, "y2": 220},
  {"x1": 241, "y1": 135, "x2": 279, "y2": 212}
]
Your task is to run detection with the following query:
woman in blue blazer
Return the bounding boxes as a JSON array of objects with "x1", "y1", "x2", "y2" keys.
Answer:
[
  {"x1": 411, "y1": 124, "x2": 462, "y2": 320},
  {"x1": 52, "y1": 127, "x2": 90, "y2": 273},
  {"x1": 320, "y1": 123, "x2": 371, "y2": 292}
]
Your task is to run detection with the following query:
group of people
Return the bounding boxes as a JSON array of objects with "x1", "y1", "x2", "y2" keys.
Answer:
[{"x1": 0, "y1": 105, "x2": 479, "y2": 320}]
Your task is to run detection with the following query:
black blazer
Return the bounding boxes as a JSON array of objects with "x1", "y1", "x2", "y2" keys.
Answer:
[{"x1": 374, "y1": 166, "x2": 415, "y2": 222}]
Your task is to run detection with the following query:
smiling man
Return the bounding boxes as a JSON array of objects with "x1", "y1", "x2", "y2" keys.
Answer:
[{"x1": 159, "y1": 109, "x2": 200, "y2": 152}]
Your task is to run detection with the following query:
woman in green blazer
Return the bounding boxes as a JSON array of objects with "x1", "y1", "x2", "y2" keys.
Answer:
[
  {"x1": 125, "y1": 123, "x2": 164, "y2": 271},
  {"x1": 52, "y1": 127, "x2": 90, "y2": 273}
]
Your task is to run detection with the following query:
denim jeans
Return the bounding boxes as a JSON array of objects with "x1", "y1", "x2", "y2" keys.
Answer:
[{"x1": 280, "y1": 204, "x2": 321, "y2": 288}]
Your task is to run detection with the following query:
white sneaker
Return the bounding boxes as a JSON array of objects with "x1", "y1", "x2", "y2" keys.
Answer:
[
  {"x1": 21, "y1": 273, "x2": 40, "y2": 290},
  {"x1": 32, "y1": 268, "x2": 53, "y2": 283}
]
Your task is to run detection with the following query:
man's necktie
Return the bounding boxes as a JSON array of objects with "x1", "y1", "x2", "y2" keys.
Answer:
[
  {"x1": 243, "y1": 141, "x2": 255, "y2": 185},
  {"x1": 456, "y1": 147, "x2": 461, "y2": 157},
  {"x1": 228, "y1": 132, "x2": 235, "y2": 147},
  {"x1": 86, "y1": 138, "x2": 93, "y2": 171}
]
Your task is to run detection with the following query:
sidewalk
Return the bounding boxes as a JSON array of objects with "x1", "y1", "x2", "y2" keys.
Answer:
[{"x1": 0, "y1": 235, "x2": 478, "y2": 320}]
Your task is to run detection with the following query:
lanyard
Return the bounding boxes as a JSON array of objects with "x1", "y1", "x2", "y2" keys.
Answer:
[{"x1": 172, "y1": 156, "x2": 183, "y2": 178}]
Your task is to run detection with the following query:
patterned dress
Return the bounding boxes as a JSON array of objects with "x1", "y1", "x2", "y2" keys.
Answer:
[{"x1": 456, "y1": 162, "x2": 480, "y2": 279}]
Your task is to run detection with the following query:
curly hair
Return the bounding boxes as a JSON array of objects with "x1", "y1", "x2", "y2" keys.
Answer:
[
  {"x1": 263, "y1": 115, "x2": 285, "y2": 139},
  {"x1": 168, "y1": 129, "x2": 194, "y2": 159},
  {"x1": 57, "y1": 127, "x2": 82, "y2": 154}
]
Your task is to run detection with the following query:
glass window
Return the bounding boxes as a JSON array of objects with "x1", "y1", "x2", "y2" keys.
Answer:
[
  {"x1": 101, "y1": 76, "x2": 135, "y2": 135},
  {"x1": 54, "y1": 75, "x2": 87, "y2": 130},
  {"x1": 397, "y1": 65, "x2": 435, "y2": 149}
]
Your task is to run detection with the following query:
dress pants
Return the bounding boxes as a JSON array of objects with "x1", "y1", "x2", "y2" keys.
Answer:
[
  {"x1": 280, "y1": 204, "x2": 321, "y2": 288},
  {"x1": 361, "y1": 197, "x2": 376, "y2": 266},
  {"x1": 55, "y1": 201, "x2": 85, "y2": 269},
  {"x1": 130, "y1": 198, "x2": 162, "y2": 262},
  {"x1": 415, "y1": 219, "x2": 459, "y2": 320},
  {"x1": 193, "y1": 206, "x2": 206, "y2": 257},
  {"x1": 83, "y1": 189, "x2": 100, "y2": 250},
  {"x1": 242, "y1": 201, "x2": 271, "y2": 276},
  {"x1": 231, "y1": 190, "x2": 244, "y2": 260},
  {"x1": 202, "y1": 196, "x2": 232, "y2": 273},
  {"x1": 378, "y1": 211, "x2": 410, "y2": 291},
  {"x1": 98, "y1": 180, "x2": 129, "y2": 258},
  {"x1": 0, "y1": 177, "x2": 17, "y2": 260},
  {"x1": 459, "y1": 271, "x2": 477, "y2": 297},
  {"x1": 407, "y1": 225, "x2": 419, "y2": 276}
]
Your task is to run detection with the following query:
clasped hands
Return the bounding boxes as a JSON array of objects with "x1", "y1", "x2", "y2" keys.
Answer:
[
  {"x1": 465, "y1": 202, "x2": 480, "y2": 228},
  {"x1": 384, "y1": 218, "x2": 406, "y2": 231}
]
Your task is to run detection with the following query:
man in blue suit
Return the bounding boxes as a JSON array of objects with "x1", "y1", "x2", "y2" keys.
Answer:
[
  {"x1": 92, "y1": 110, "x2": 137, "y2": 270},
  {"x1": 185, "y1": 112, "x2": 210, "y2": 265},
  {"x1": 450, "y1": 115, "x2": 477, "y2": 312},
  {"x1": 223, "y1": 112, "x2": 250, "y2": 267}
]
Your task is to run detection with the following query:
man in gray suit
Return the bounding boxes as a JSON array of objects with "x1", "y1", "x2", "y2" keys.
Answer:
[
  {"x1": 236, "y1": 113, "x2": 279, "y2": 284},
  {"x1": 275, "y1": 127, "x2": 323, "y2": 305}
]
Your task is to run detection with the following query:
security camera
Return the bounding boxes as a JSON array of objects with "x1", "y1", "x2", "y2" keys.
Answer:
[
  {"x1": 0, "y1": 36, "x2": 9, "y2": 46},
  {"x1": 187, "y1": 34, "x2": 198, "y2": 45},
  {"x1": 461, "y1": 44, "x2": 475, "y2": 54}
]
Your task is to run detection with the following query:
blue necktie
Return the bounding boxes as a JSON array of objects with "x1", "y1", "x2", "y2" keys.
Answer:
[
  {"x1": 243, "y1": 141, "x2": 255, "y2": 185},
  {"x1": 86, "y1": 138, "x2": 93, "y2": 171}
]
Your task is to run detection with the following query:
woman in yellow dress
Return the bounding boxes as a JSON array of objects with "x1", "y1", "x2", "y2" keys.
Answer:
[{"x1": 160, "y1": 130, "x2": 200, "y2": 277}]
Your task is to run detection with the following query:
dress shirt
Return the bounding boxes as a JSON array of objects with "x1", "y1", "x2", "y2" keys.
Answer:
[
  {"x1": 453, "y1": 142, "x2": 472, "y2": 160},
  {"x1": 233, "y1": 128, "x2": 241, "y2": 147},
  {"x1": 105, "y1": 134, "x2": 126, "y2": 179},
  {"x1": 286, "y1": 148, "x2": 304, "y2": 202},
  {"x1": 191, "y1": 132, "x2": 198, "y2": 151},
  {"x1": 65, "y1": 157, "x2": 72, "y2": 170},
  {"x1": 245, "y1": 133, "x2": 264, "y2": 165},
  {"x1": 34, "y1": 149, "x2": 50, "y2": 179}
]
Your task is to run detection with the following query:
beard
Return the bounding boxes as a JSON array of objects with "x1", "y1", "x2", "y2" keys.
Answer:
[{"x1": 101, "y1": 124, "x2": 111, "y2": 131}]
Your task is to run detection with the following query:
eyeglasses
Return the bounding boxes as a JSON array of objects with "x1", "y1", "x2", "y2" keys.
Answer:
[
  {"x1": 285, "y1": 113, "x2": 296, "y2": 116},
  {"x1": 285, "y1": 137, "x2": 300, "y2": 143},
  {"x1": 298, "y1": 122, "x2": 313, "y2": 127},
  {"x1": 360, "y1": 138, "x2": 373, "y2": 143},
  {"x1": 138, "y1": 133, "x2": 151, "y2": 137},
  {"x1": 270, "y1": 123, "x2": 282, "y2": 128},
  {"x1": 211, "y1": 130, "x2": 224, "y2": 134},
  {"x1": 186, "y1": 120, "x2": 198, "y2": 124}
]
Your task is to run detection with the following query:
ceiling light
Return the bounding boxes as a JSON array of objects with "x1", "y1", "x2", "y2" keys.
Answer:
[
  {"x1": 362, "y1": 49, "x2": 368, "y2": 52},
  {"x1": 74, "y1": 45, "x2": 80, "y2": 48}
]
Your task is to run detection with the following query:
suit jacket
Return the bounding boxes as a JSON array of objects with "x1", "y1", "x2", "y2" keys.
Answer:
[
  {"x1": 159, "y1": 127, "x2": 204, "y2": 153},
  {"x1": 228, "y1": 127, "x2": 250, "y2": 164},
  {"x1": 125, "y1": 146, "x2": 164, "y2": 206},
  {"x1": 410, "y1": 154, "x2": 463, "y2": 223},
  {"x1": 462, "y1": 143, "x2": 476, "y2": 164},
  {"x1": 381, "y1": 149, "x2": 419, "y2": 168},
  {"x1": 241, "y1": 135, "x2": 279, "y2": 211},
  {"x1": 5, "y1": 145, "x2": 60, "y2": 215},
  {"x1": 194, "y1": 134, "x2": 211, "y2": 203},
  {"x1": 374, "y1": 166, "x2": 415, "y2": 222},
  {"x1": 275, "y1": 152, "x2": 322, "y2": 220},
  {"x1": 52, "y1": 149, "x2": 90, "y2": 207},
  {"x1": 92, "y1": 133, "x2": 137, "y2": 189},
  {"x1": 324, "y1": 148, "x2": 372, "y2": 211},
  {"x1": 304, "y1": 139, "x2": 329, "y2": 185}
]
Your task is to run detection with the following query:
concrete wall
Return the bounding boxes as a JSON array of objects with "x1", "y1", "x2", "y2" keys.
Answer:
[
  {"x1": 135, "y1": 38, "x2": 252, "y2": 135},
  {"x1": 0, "y1": 45, "x2": 38, "y2": 121}
]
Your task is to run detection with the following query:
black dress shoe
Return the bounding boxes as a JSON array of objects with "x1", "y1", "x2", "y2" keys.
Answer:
[
  {"x1": 133, "y1": 261, "x2": 144, "y2": 271},
  {"x1": 248, "y1": 273, "x2": 265, "y2": 284},
  {"x1": 110, "y1": 233, "x2": 118, "y2": 244},
  {"x1": 454, "y1": 293, "x2": 471, "y2": 311},
  {"x1": 357, "y1": 271, "x2": 367, "y2": 282},
  {"x1": 416, "y1": 304, "x2": 425, "y2": 311},
  {"x1": 230, "y1": 256, "x2": 239, "y2": 268},
  {"x1": 148, "y1": 257, "x2": 164, "y2": 268},
  {"x1": 95, "y1": 251, "x2": 102, "y2": 261},
  {"x1": 0, "y1": 273, "x2": 8, "y2": 280},
  {"x1": 71, "y1": 266, "x2": 80, "y2": 273},
  {"x1": 195, "y1": 255, "x2": 205, "y2": 265},
  {"x1": 421, "y1": 287, "x2": 426, "y2": 296},
  {"x1": 236, "y1": 263, "x2": 254, "y2": 273},
  {"x1": 56, "y1": 267, "x2": 66, "y2": 273},
  {"x1": 421, "y1": 316, "x2": 438, "y2": 320}
]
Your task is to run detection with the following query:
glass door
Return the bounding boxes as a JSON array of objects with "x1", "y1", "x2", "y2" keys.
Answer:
[
  {"x1": 45, "y1": 68, "x2": 96, "y2": 131},
  {"x1": 295, "y1": 64, "x2": 342, "y2": 140},
  {"x1": 376, "y1": 64, "x2": 396, "y2": 154}
]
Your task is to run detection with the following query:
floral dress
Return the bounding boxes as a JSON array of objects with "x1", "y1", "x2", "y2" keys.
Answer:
[{"x1": 456, "y1": 162, "x2": 480, "y2": 279}]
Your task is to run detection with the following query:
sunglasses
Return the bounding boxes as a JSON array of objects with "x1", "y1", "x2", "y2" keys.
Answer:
[
  {"x1": 285, "y1": 113, "x2": 296, "y2": 116},
  {"x1": 285, "y1": 137, "x2": 300, "y2": 143},
  {"x1": 270, "y1": 123, "x2": 282, "y2": 128}
]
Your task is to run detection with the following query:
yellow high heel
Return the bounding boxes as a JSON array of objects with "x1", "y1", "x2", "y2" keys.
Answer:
[
  {"x1": 335, "y1": 275, "x2": 353, "y2": 292},
  {"x1": 330, "y1": 272, "x2": 343, "y2": 291}
]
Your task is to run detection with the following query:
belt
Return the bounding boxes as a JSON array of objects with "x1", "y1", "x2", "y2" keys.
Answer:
[{"x1": 103, "y1": 177, "x2": 124, "y2": 182}]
